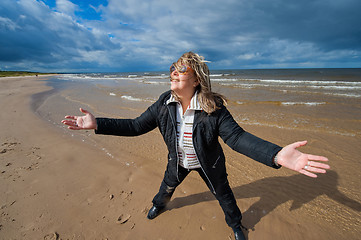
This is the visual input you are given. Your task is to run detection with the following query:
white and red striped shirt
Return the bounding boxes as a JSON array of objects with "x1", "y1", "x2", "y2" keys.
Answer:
[{"x1": 167, "y1": 92, "x2": 202, "y2": 169}]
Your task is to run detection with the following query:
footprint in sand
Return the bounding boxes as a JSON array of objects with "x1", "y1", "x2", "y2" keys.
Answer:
[
  {"x1": 44, "y1": 232, "x2": 59, "y2": 240},
  {"x1": 0, "y1": 142, "x2": 20, "y2": 154},
  {"x1": 116, "y1": 213, "x2": 131, "y2": 224},
  {"x1": 120, "y1": 190, "x2": 133, "y2": 200}
]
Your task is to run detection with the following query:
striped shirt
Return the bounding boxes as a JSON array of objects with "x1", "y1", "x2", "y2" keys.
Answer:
[{"x1": 167, "y1": 92, "x2": 202, "y2": 169}]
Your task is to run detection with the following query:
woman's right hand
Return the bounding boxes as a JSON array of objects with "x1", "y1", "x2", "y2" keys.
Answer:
[{"x1": 61, "y1": 108, "x2": 97, "y2": 130}]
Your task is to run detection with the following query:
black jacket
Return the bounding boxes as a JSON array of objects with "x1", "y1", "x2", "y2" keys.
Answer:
[{"x1": 95, "y1": 90, "x2": 282, "y2": 194}]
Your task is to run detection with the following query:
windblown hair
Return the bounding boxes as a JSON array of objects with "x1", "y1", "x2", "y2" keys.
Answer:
[{"x1": 173, "y1": 51, "x2": 227, "y2": 114}]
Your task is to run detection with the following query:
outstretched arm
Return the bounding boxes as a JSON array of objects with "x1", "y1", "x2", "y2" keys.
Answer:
[
  {"x1": 61, "y1": 108, "x2": 97, "y2": 130},
  {"x1": 276, "y1": 140, "x2": 330, "y2": 178}
]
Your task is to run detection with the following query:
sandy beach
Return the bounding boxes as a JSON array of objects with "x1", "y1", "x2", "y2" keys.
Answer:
[{"x1": 1, "y1": 75, "x2": 360, "y2": 240}]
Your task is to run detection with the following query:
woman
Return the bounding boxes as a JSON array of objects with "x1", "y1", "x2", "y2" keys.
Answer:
[{"x1": 62, "y1": 52, "x2": 329, "y2": 240}]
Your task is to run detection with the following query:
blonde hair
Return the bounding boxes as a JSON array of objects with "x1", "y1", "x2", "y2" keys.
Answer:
[{"x1": 173, "y1": 51, "x2": 227, "y2": 114}]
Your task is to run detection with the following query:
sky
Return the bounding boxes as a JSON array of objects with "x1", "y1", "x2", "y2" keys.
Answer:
[{"x1": 0, "y1": 0, "x2": 360, "y2": 73}]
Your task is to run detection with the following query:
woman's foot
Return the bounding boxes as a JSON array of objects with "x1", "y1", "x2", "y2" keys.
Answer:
[
  {"x1": 147, "y1": 205, "x2": 164, "y2": 219},
  {"x1": 233, "y1": 226, "x2": 247, "y2": 240}
]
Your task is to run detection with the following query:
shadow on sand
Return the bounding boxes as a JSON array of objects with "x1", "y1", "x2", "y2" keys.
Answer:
[{"x1": 167, "y1": 170, "x2": 360, "y2": 238}]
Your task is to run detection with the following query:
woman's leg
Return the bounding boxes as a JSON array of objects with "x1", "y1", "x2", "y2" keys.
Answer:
[
  {"x1": 152, "y1": 165, "x2": 190, "y2": 208},
  {"x1": 196, "y1": 169, "x2": 243, "y2": 229}
]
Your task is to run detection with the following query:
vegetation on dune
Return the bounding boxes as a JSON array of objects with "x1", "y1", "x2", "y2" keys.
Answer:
[{"x1": 0, "y1": 71, "x2": 52, "y2": 77}]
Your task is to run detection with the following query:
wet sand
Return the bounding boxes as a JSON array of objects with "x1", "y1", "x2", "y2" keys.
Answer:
[{"x1": 0, "y1": 76, "x2": 360, "y2": 239}]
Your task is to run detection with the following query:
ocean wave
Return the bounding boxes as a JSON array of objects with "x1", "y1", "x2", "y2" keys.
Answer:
[
  {"x1": 236, "y1": 101, "x2": 327, "y2": 106},
  {"x1": 274, "y1": 89, "x2": 361, "y2": 98},
  {"x1": 219, "y1": 82, "x2": 274, "y2": 88},
  {"x1": 59, "y1": 74, "x2": 131, "y2": 82},
  {"x1": 212, "y1": 78, "x2": 249, "y2": 82},
  {"x1": 324, "y1": 92, "x2": 361, "y2": 98},
  {"x1": 281, "y1": 102, "x2": 327, "y2": 106},
  {"x1": 59, "y1": 73, "x2": 168, "y2": 82},
  {"x1": 258, "y1": 79, "x2": 361, "y2": 86},
  {"x1": 308, "y1": 85, "x2": 361, "y2": 90},
  {"x1": 214, "y1": 78, "x2": 361, "y2": 89},
  {"x1": 143, "y1": 75, "x2": 169, "y2": 79},
  {"x1": 107, "y1": 92, "x2": 154, "y2": 102},
  {"x1": 120, "y1": 95, "x2": 154, "y2": 102},
  {"x1": 141, "y1": 80, "x2": 170, "y2": 85}
]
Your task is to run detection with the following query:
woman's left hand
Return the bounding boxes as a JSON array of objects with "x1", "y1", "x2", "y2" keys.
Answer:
[{"x1": 276, "y1": 140, "x2": 330, "y2": 178}]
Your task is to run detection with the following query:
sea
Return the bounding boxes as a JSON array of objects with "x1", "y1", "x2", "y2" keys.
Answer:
[{"x1": 40, "y1": 68, "x2": 361, "y2": 138}]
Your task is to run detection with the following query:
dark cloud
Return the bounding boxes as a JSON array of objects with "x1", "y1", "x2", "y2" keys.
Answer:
[
  {"x1": 0, "y1": 0, "x2": 360, "y2": 72},
  {"x1": 0, "y1": 0, "x2": 119, "y2": 72},
  {"x1": 236, "y1": 0, "x2": 361, "y2": 51}
]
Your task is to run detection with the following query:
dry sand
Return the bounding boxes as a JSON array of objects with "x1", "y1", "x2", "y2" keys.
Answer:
[{"x1": 1, "y1": 76, "x2": 360, "y2": 239}]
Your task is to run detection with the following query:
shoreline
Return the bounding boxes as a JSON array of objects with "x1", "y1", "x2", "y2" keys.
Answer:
[{"x1": 1, "y1": 76, "x2": 360, "y2": 239}]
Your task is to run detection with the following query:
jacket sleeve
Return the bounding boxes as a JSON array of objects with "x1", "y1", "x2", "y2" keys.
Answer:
[
  {"x1": 217, "y1": 106, "x2": 282, "y2": 168},
  {"x1": 94, "y1": 92, "x2": 168, "y2": 136}
]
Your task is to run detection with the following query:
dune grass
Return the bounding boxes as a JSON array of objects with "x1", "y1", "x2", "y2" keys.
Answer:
[{"x1": 0, "y1": 71, "x2": 52, "y2": 77}]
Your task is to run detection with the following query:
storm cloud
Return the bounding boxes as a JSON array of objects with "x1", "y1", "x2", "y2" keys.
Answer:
[{"x1": 0, "y1": 0, "x2": 360, "y2": 72}]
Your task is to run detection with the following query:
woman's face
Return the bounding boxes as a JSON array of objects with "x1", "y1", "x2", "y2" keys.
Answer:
[{"x1": 170, "y1": 62, "x2": 199, "y2": 97}]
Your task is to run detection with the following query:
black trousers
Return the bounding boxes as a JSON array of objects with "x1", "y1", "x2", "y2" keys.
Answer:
[{"x1": 152, "y1": 165, "x2": 243, "y2": 229}]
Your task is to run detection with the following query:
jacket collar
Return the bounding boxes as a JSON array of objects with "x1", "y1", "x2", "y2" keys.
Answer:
[{"x1": 166, "y1": 91, "x2": 202, "y2": 111}]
